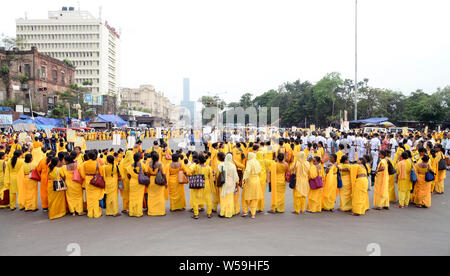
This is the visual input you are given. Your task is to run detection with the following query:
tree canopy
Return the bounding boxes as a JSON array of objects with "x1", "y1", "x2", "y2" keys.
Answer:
[{"x1": 199, "y1": 72, "x2": 450, "y2": 127}]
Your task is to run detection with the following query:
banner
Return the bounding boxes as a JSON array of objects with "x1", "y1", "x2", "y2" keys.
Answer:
[
  {"x1": 310, "y1": 125, "x2": 316, "y2": 132},
  {"x1": 75, "y1": 137, "x2": 85, "y2": 148},
  {"x1": 0, "y1": 114, "x2": 13, "y2": 125},
  {"x1": 127, "y1": 136, "x2": 136, "y2": 149},
  {"x1": 113, "y1": 134, "x2": 121, "y2": 146},
  {"x1": 19, "y1": 132, "x2": 27, "y2": 143},
  {"x1": 67, "y1": 129, "x2": 76, "y2": 143}
]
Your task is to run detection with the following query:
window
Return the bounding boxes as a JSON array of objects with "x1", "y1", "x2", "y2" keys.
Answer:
[
  {"x1": 52, "y1": 70, "x2": 57, "y2": 83},
  {"x1": 24, "y1": 64, "x2": 31, "y2": 77},
  {"x1": 41, "y1": 66, "x2": 47, "y2": 80},
  {"x1": 61, "y1": 72, "x2": 65, "y2": 85}
]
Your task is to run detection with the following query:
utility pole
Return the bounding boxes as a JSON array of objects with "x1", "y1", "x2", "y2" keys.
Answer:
[{"x1": 354, "y1": 0, "x2": 358, "y2": 121}]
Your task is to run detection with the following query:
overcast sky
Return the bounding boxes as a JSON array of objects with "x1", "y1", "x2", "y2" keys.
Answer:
[{"x1": 1, "y1": 0, "x2": 449, "y2": 105}]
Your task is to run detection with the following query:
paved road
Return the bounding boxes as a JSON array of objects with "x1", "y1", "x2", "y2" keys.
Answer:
[{"x1": 0, "y1": 141, "x2": 449, "y2": 255}]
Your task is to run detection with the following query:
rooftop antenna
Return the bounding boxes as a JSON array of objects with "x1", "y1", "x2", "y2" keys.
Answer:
[
  {"x1": 99, "y1": 6, "x2": 102, "y2": 20},
  {"x1": 24, "y1": 11, "x2": 28, "y2": 20},
  {"x1": 77, "y1": 1, "x2": 80, "y2": 12}
]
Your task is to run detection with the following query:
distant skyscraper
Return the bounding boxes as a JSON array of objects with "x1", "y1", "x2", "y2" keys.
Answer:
[
  {"x1": 181, "y1": 78, "x2": 195, "y2": 126},
  {"x1": 183, "y1": 78, "x2": 190, "y2": 102}
]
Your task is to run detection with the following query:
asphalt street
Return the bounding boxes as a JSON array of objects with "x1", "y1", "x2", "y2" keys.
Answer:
[{"x1": 0, "y1": 139, "x2": 449, "y2": 256}]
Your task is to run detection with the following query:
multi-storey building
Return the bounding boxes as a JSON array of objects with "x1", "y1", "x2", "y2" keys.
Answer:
[
  {"x1": 15, "y1": 7, "x2": 121, "y2": 97},
  {"x1": 120, "y1": 85, "x2": 173, "y2": 121},
  {"x1": 0, "y1": 46, "x2": 75, "y2": 113}
]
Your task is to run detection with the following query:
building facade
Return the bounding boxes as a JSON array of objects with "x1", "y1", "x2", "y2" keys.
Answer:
[
  {"x1": 0, "y1": 46, "x2": 75, "y2": 114},
  {"x1": 16, "y1": 7, "x2": 121, "y2": 97},
  {"x1": 120, "y1": 85, "x2": 173, "y2": 122}
]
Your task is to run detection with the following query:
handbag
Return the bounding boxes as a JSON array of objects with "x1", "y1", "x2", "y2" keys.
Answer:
[
  {"x1": 72, "y1": 162, "x2": 83, "y2": 184},
  {"x1": 155, "y1": 167, "x2": 167, "y2": 186},
  {"x1": 189, "y1": 174, "x2": 205, "y2": 189},
  {"x1": 53, "y1": 168, "x2": 68, "y2": 192},
  {"x1": 425, "y1": 170, "x2": 435, "y2": 182},
  {"x1": 178, "y1": 169, "x2": 189, "y2": 184},
  {"x1": 289, "y1": 163, "x2": 297, "y2": 189},
  {"x1": 309, "y1": 176, "x2": 324, "y2": 190},
  {"x1": 90, "y1": 163, "x2": 105, "y2": 189},
  {"x1": 29, "y1": 165, "x2": 41, "y2": 181},
  {"x1": 0, "y1": 189, "x2": 9, "y2": 206},
  {"x1": 217, "y1": 167, "x2": 225, "y2": 188},
  {"x1": 438, "y1": 158, "x2": 447, "y2": 171},
  {"x1": 138, "y1": 163, "x2": 150, "y2": 186},
  {"x1": 337, "y1": 169, "x2": 343, "y2": 189},
  {"x1": 285, "y1": 163, "x2": 291, "y2": 183},
  {"x1": 99, "y1": 194, "x2": 106, "y2": 209},
  {"x1": 410, "y1": 169, "x2": 418, "y2": 183}
]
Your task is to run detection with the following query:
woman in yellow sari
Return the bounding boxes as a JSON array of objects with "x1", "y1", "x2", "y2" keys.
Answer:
[
  {"x1": 386, "y1": 151, "x2": 397, "y2": 203},
  {"x1": 190, "y1": 155, "x2": 214, "y2": 219},
  {"x1": 126, "y1": 153, "x2": 148, "y2": 218},
  {"x1": 103, "y1": 155, "x2": 121, "y2": 217},
  {"x1": 63, "y1": 153, "x2": 84, "y2": 216},
  {"x1": 322, "y1": 154, "x2": 338, "y2": 212},
  {"x1": 242, "y1": 152, "x2": 263, "y2": 219},
  {"x1": 4, "y1": 150, "x2": 25, "y2": 210},
  {"x1": 307, "y1": 156, "x2": 324, "y2": 213},
  {"x1": 47, "y1": 157, "x2": 67, "y2": 220},
  {"x1": 291, "y1": 152, "x2": 310, "y2": 215},
  {"x1": 31, "y1": 138, "x2": 44, "y2": 167},
  {"x1": 338, "y1": 155, "x2": 353, "y2": 212},
  {"x1": 396, "y1": 152, "x2": 413, "y2": 208},
  {"x1": 218, "y1": 153, "x2": 239, "y2": 218},
  {"x1": 0, "y1": 152, "x2": 8, "y2": 209},
  {"x1": 413, "y1": 155, "x2": 432, "y2": 208},
  {"x1": 434, "y1": 144, "x2": 446, "y2": 194},
  {"x1": 23, "y1": 154, "x2": 39, "y2": 212},
  {"x1": 118, "y1": 150, "x2": 133, "y2": 214},
  {"x1": 268, "y1": 153, "x2": 288, "y2": 214},
  {"x1": 351, "y1": 157, "x2": 370, "y2": 216},
  {"x1": 79, "y1": 151, "x2": 105, "y2": 218},
  {"x1": 147, "y1": 152, "x2": 167, "y2": 216},
  {"x1": 167, "y1": 154, "x2": 189, "y2": 212},
  {"x1": 374, "y1": 150, "x2": 390, "y2": 210},
  {"x1": 256, "y1": 149, "x2": 270, "y2": 212}
]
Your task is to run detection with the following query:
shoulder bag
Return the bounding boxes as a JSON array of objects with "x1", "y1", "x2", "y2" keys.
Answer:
[
  {"x1": 189, "y1": 174, "x2": 205, "y2": 190},
  {"x1": 53, "y1": 168, "x2": 68, "y2": 192},
  {"x1": 155, "y1": 165, "x2": 167, "y2": 186},
  {"x1": 178, "y1": 166, "x2": 189, "y2": 184},
  {"x1": 138, "y1": 163, "x2": 150, "y2": 186},
  {"x1": 90, "y1": 162, "x2": 105, "y2": 189}
]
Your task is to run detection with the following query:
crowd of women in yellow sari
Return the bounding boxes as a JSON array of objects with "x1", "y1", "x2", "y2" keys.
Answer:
[{"x1": 0, "y1": 135, "x2": 447, "y2": 221}]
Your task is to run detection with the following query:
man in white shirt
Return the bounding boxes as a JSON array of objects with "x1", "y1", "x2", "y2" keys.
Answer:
[
  {"x1": 326, "y1": 135, "x2": 334, "y2": 154},
  {"x1": 444, "y1": 133, "x2": 450, "y2": 156},
  {"x1": 355, "y1": 134, "x2": 364, "y2": 161},
  {"x1": 348, "y1": 133, "x2": 356, "y2": 162},
  {"x1": 370, "y1": 133, "x2": 381, "y2": 170},
  {"x1": 389, "y1": 134, "x2": 398, "y2": 160}
]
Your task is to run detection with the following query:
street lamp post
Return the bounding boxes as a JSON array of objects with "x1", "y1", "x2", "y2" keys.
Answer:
[{"x1": 354, "y1": 0, "x2": 358, "y2": 121}]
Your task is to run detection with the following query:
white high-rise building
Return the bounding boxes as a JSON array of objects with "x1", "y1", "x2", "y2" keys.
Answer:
[{"x1": 15, "y1": 7, "x2": 121, "y2": 96}]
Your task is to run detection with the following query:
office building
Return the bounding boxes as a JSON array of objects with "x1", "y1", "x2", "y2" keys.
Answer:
[{"x1": 16, "y1": 7, "x2": 121, "y2": 97}]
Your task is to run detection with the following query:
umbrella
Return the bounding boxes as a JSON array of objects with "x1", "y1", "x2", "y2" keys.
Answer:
[{"x1": 379, "y1": 122, "x2": 395, "y2": 128}]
